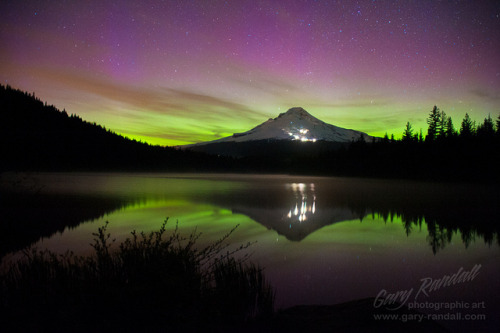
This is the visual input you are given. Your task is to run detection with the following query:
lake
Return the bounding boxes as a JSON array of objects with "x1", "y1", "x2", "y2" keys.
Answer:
[{"x1": 1, "y1": 172, "x2": 499, "y2": 331}]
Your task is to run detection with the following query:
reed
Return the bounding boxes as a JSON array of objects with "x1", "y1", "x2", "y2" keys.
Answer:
[{"x1": 1, "y1": 218, "x2": 274, "y2": 331}]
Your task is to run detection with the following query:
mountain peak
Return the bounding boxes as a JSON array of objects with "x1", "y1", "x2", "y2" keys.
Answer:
[
  {"x1": 183, "y1": 107, "x2": 375, "y2": 148},
  {"x1": 279, "y1": 107, "x2": 312, "y2": 119}
]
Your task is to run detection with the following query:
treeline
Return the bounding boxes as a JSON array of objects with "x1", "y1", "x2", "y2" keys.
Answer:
[
  {"x1": 339, "y1": 106, "x2": 500, "y2": 181},
  {"x1": 0, "y1": 85, "x2": 233, "y2": 172},
  {"x1": 400, "y1": 105, "x2": 499, "y2": 143},
  {"x1": 252, "y1": 106, "x2": 500, "y2": 182}
]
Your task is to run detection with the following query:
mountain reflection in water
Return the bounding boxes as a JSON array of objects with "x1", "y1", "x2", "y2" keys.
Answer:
[{"x1": 1, "y1": 173, "x2": 498, "y2": 257}]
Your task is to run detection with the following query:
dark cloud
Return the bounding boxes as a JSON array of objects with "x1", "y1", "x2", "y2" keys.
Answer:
[
  {"x1": 469, "y1": 89, "x2": 500, "y2": 101},
  {"x1": 32, "y1": 66, "x2": 265, "y2": 119}
]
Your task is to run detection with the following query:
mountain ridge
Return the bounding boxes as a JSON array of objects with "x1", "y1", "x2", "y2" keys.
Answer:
[{"x1": 184, "y1": 107, "x2": 375, "y2": 150}]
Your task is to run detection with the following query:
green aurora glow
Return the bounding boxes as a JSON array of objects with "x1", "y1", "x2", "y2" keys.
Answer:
[{"x1": 1, "y1": 1, "x2": 499, "y2": 146}]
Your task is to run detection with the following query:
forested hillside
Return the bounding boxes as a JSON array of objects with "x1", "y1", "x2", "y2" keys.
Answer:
[{"x1": 0, "y1": 85, "x2": 230, "y2": 172}]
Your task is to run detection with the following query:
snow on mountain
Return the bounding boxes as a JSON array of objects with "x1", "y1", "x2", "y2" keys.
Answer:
[{"x1": 185, "y1": 107, "x2": 374, "y2": 148}]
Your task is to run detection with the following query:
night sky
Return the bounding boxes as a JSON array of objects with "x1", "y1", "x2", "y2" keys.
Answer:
[{"x1": 1, "y1": 1, "x2": 499, "y2": 145}]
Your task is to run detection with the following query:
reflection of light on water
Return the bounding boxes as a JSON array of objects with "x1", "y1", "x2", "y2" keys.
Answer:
[{"x1": 285, "y1": 183, "x2": 316, "y2": 223}]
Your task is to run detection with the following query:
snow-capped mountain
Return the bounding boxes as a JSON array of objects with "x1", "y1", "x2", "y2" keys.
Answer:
[{"x1": 185, "y1": 107, "x2": 374, "y2": 148}]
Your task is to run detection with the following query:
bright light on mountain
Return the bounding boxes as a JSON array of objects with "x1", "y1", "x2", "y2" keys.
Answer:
[
  {"x1": 182, "y1": 107, "x2": 375, "y2": 150},
  {"x1": 286, "y1": 127, "x2": 317, "y2": 142}
]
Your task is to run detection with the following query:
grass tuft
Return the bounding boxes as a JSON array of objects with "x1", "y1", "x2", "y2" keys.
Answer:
[{"x1": 0, "y1": 218, "x2": 274, "y2": 332}]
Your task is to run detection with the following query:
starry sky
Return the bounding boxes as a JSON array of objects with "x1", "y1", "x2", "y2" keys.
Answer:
[{"x1": 1, "y1": 0, "x2": 499, "y2": 145}]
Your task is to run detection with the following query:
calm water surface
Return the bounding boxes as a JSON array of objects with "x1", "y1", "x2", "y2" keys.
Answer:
[{"x1": 1, "y1": 172, "x2": 499, "y2": 331}]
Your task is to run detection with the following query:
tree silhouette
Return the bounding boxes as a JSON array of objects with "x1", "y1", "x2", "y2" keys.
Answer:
[
  {"x1": 402, "y1": 122, "x2": 414, "y2": 142},
  {"x1": 460, "y1": 113, "x2": 475, "y2": 138},
  {"x1": 426, "y1": 106, "x2": 441, "y2": 141},
  {"x1": 477, "y1": 114, "x2": 495, "y2": 138},
  {"x1": 383, "y1": 132, "x2": 390, "y2": 143},
  {"x1": 496, "y1": 114, "x2": 500, "y2": 136},
  {"x1": 444, "y1": 116, "x2": 456, "y2": 138}
]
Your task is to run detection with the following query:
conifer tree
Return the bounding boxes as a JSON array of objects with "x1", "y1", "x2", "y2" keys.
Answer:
[
  {"x1": 460, "y1": 113, "x2": 475, "y2": 138},
  {"x1": 477, "y1": 114, "x2": 495, "y2": 138},
  {"x1": 437, "y1": 110, "x2": 447, "y2": 139},
  {"x1": 426, "y1": 106, "x2": 441, "y2": 141},
  {"x1": 383, "y1": 132, "x2": 390, "y2": 143},
  {"x1": 444, "y1": 116, "x2": 456, "y2": 137},
  {"x1": 496, "y1": 114, "x2": 500, "y2": 136},
  {"x1": 402, "y1": 122, "x2": 414, "y2": 142}
]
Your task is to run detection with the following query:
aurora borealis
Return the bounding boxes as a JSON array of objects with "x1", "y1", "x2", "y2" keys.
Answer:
[{"x1": 1, "y1": 1, "x2": 499, "y2": 146}]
